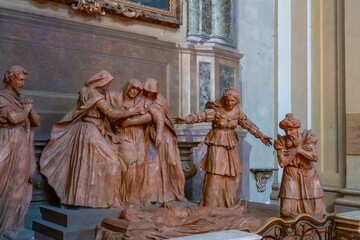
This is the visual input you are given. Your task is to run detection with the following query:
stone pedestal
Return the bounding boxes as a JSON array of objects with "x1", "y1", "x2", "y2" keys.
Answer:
[
  {"x1": 335, "y1": 210, "x2": 360, "y2": 239},
  {"x1": 170, "y1": 230, "x2": 261, "y2": 240},
  {"x1": 334, "y1": 188, "x2": 360, "y2": 213},
  {"x1": 32, "y1": 205, "x2": 122, "y2": 240}
]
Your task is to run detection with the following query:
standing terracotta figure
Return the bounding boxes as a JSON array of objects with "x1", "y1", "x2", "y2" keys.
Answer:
[
  {"x1": 0, "y1": 66, "x2": 40, "y2": 236},
  {"x1": 176, "y1": 87, "x2": 272, "y2": 208},
  {"x1": 106, "y1": 79, "x2": 149, "y2": 205},
  {"x1": 274, "y1": 113, "x2": 326, "y2": 217},
  {"x1": 122, "y1": 78, "x2": 186, "y2": 203},
  {"x1": 40, "y1": 71, "x2": 142, "y2": 208}
]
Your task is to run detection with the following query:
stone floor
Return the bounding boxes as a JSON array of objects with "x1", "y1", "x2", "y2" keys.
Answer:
[{"x1": 246, "y1": 201, "x2": 281, "y2": 224}]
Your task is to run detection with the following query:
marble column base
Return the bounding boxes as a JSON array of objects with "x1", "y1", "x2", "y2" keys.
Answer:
[
  {"x1": 206, "y1": 34, "x2": 234, "y2": 48},
  {"x1": 187, "y1": 33, "x2": 210, "y2": 44}
]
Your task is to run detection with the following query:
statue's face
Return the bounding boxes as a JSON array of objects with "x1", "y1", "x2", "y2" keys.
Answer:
[
  {"x1": 9, "y1": 73, "x2": 26, "y2": 93},
  {"x1": 127, "y1": 86, "x2": 140, "y2": 99},
  {"x1": 224, "y1": 95, "x2": 237, "y2": 110},
  {"x1": 97, "y1": 81, "x2": 111, "y2": 94},
  {"x1": 143, "y1": 90, "x2": 157, "y2": 100},
  {"x1": 284, "y1": 127, "x2": 298, "y2": 138},
  {"x1": 285, "y1": 127, "x2": 300, "y2": 147}
]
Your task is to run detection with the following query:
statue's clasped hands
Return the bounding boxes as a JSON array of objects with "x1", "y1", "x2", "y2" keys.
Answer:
[{"x1": 22, "y1": 97, "x2": 34, "y2": 111}]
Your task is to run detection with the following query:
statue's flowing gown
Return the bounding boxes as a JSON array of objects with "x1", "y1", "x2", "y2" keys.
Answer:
[
  {"x1": 0, "y1": 89, "x2": 36, "y2": 232},
  {"x1": 40, "y1": 86, "x2": 123, "y2": 208}
]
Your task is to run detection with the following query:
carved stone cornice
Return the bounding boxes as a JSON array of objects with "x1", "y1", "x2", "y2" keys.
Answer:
[
  {"x1": 71, "y1": 0, "x2": 106, "y2": 15},
  {"x1": 71, "y1": 0, "x2": 141, "y2": 18},
  {"x1": 51, "y1": 0, "x2": 181, "y2": 27}
]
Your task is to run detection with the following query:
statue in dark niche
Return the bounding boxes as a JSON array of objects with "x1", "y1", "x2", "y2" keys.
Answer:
[
  {"x1": 106, "y1": 79, "x2": 150, "y2": 206},
  {"x1": 120, "y1": 78, "x2": 186, "y2": 203},
  {"x1": 176, "y1": 87, "x2": 272, "y2": 208},
  {"x1": 95, "y1": 201, "x2": 261, "y2": 240},
  {"x1": 0, "y1": 66, "x2": 40, "y2": 238},
  {"x1": 274, "y1": 113, "x2": 326, "y2": 217},
  {"x1": 40, "y1": 70, "x2": 142, "y2": 208}
]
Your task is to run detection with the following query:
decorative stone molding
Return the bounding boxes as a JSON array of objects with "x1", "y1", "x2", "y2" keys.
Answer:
[
  {"x1": 250, "y1": 168, "x2": 278, "y2": 193},
  {"x1": 335, "y1": 211, "x2": 360, "y2": 239},
  {"x1": 334, "y1": 188, "x2": 360, "y2": 212},
  {"x1": 51, "y1": 0, "x2": 181, "y2": 27}
]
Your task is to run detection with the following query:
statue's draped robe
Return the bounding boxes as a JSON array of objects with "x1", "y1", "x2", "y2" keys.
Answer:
[
  {"x1": 274, "y1": 130, "x2": 326, "y2": 216},
  {"x1": 106, "y1": 80, "x2": 149, "y2": 205},
  {"x1": 40, "y1": 87, "x2": 123, "y2": 208},
  {"x1": 0, "y1": 89, "x2": 36, "y2": 232},
  {"x1": 143, "y1": 94, "x2": 186, "y2": 203},
  {"x1": 182, "y1": 100, "x2": 262, "y2": 208}
]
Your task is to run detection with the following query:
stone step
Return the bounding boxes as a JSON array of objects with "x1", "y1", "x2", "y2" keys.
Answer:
[
  {"x1": 32, "y1": 219, "x2": 92, "y2": 240},
  {"x1": 38, "y1": 205, "x2": 123, "y2": 228},
  {"x1": 32, "y1": 205, "x2": 124, "y2": 240}
]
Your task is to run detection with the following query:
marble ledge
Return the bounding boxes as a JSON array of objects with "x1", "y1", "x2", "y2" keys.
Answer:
[{"x1": 170, "y1": 230, "x2": 261, "y2": 240}]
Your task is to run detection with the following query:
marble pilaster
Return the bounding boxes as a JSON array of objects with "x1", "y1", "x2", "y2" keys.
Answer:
[
  {"x1": 207, "y1": 0, "x2": 233, "y2": 47},
  {"x1": 199, "y1": 62, "x2": 211, "y2": 109},
  {"x1": 187, "y1": 0, "x2": 201, "y2": 43},
  {"x1": 199, "y1": 0, "x2": 212, "y2": 36},
  {"x1": 219, "y1": 64, "x2": 235, "y2": 95}
]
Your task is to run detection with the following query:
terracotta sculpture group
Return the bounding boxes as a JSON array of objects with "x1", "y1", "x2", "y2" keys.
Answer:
[
  {"x1": 40, "y1": 72, "x2": 186, "y2": 208},
  {"x1": 0, "y1": 66, "x2": 327, "y2": 238}
]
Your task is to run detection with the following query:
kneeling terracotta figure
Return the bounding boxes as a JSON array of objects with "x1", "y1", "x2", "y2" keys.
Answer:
[{"x1": 274, "y1": 113, "x2": 326, "y2": 217}]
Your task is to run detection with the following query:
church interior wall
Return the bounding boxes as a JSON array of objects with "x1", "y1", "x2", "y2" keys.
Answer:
[
  {"x1": 1, "y1": 0, "x2": 360, "y2": 215},
  {"x1": 344, "y1": 0, "x2": 360, "y2": 189},
  {"x1": 235, "y1": 0, "x2": 276, "y2": 204},
  {"x1": 0, "y1": 0, "x2": 185, "y2": 141}
]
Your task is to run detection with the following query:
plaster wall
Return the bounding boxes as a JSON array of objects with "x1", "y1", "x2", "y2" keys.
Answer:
[
  {"x1": 235, "y1": 0, "x2": 276, "y2": 203},
  {"x1": 344, "y1": 0, "x2": 360, "y2": 189},
  {"x1": 0, "y1": 1, "x2": 183, "y2": 140},
  {"x1": 278, "y1": 0, "x2": 344, "y2": 211}
]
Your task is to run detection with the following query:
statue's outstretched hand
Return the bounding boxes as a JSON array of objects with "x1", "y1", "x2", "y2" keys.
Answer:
[
  {"x1": 156, "y1": 132, "x2": 163, "y2": 147},
  {"x1": 260, "y1": 135, "x2": 272, "y2": 147}
]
